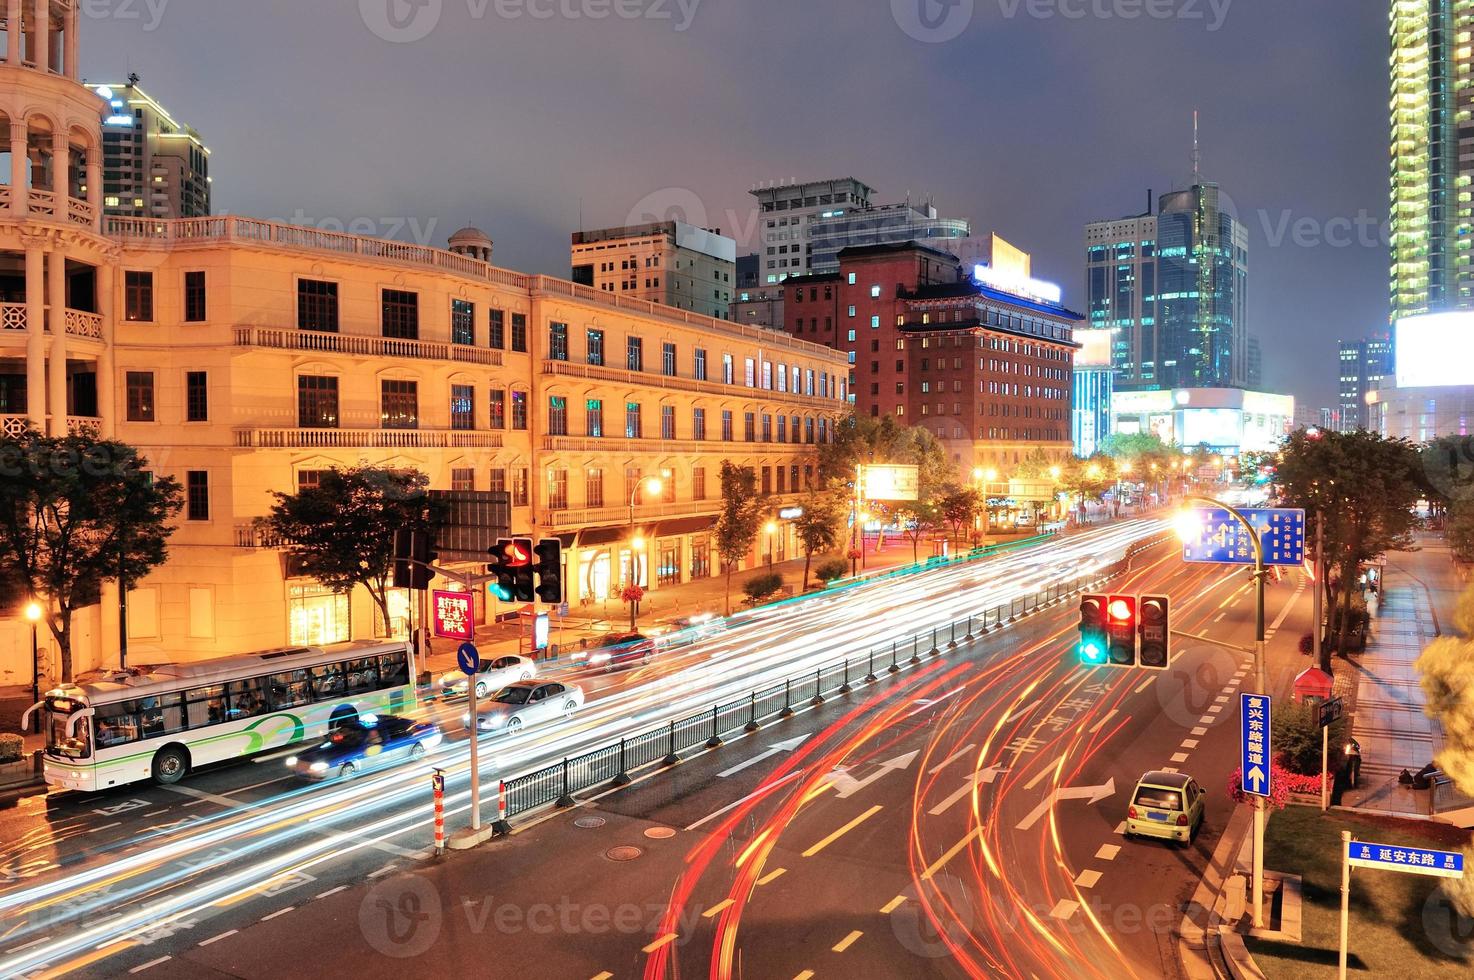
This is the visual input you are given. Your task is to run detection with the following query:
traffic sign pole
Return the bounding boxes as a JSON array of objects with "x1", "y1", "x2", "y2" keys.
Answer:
[
  {"x1": 1339, "y1": 830, "x2": 1350, "y2": 980},
  {"x1": 1322, "y1": 723, "x2": 1330, "y2": 812},
  {"x1": 458, "y1": 641, "x2": 483, "y2": 833}
]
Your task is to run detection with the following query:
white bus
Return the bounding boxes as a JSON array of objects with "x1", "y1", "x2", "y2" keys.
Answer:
[{"x1": 23, "y1": 641, "x2": 417, "y2": 792}]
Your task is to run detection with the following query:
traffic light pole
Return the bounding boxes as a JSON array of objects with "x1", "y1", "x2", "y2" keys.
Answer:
[{"x1": 1188, "y1": 494, "x2": 1268, "y2": 929}]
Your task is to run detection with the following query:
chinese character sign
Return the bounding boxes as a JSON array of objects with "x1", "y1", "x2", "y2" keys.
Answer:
[
  {"x1": 1348, "y1": 841, "x2": 1466, "y2": 880},
  {"x1": 1240, "y1": 694, "x2": 1272, "y2": 798},
  {"x1": 432, "y1": 590, "x2": 475, "y2": 642},
  {"x1": 1183, "y1": 509, "x2": 1306, "y2": 567}
]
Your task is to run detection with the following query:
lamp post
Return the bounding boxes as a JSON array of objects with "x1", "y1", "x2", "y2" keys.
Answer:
[
  {"x1": 765, "y1": 521, "x2": 778, "y2": 566},
  {"x1": 25, "y1": 601, "x2": 42, "y2": 731},
  {"x1": 1177, "y1": 495, "x2": 1270, "y2": 929},
  {"x1": 627, "y1": 476, "x2": 663, "y2": 628}
]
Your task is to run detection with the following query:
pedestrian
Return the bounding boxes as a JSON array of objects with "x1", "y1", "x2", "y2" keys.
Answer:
[{"x1": 1344, "y1": 737, "x2": 1362, "y2": 788}]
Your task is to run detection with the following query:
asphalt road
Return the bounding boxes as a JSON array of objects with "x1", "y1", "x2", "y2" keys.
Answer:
[{"x1": 18, "y1": 538, "x2": 1321, "y2": 980}]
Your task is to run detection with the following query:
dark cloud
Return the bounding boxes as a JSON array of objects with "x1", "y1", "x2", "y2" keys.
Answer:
[{"x1": 85, "y1": 0, "x2": 1383, "y2": 410}]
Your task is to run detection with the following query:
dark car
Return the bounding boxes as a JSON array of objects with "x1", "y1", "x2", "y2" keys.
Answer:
[
  {"x1": 285, "y1": 714, "x2": 443, "y2": 781},
  {"x1": 573, "y1": 632, "x2": 654, "y2": 671}
]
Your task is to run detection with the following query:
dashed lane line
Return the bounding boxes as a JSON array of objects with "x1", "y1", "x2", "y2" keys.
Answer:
[
  {"x1": 1075, "y1": 870, "x2": 1102, "y2": 889},
  {"x1": 927, "y1": 742, "x2": 977, "y2": 776},
  {"x1": 703, "y1": 900, "x2": 734, "y2": 919},
  {"x1": 1191, "y1": 727, "x2": 1208, "y2": 737},
  {"x1": 261, "y1": 906, "x2": 295, "y2": 921},
  {"x1": 1095, "y1": 844, "x2": 1121, "y2": 861},
  {"x1": 832, "y1": 930, "x2": 864, "y2": 953},
  {"x1": 757, "y1": 867, "x2": 787, "y2": 886},
  {"x1": 590, "y1": 973, "x2": 613, "y2": 980},
  {"x1": 129, "y1": 956, "x2": 171, "y2": 974},
  {"x1": 921, "y1": 826, "x2": 984, "y2": 881},
  {"x1": 314, "y1": 886, "x2": 348, "y2": 900},
  {"x1": 198, "y1": 930, "x2": 236, "y2": 947},
  {"x1": 1050, "y1": 900, "x2": 1079, "y2": 920},
  {"x1": 642, "y1": 933, "x2": 679, "y2": 954},
  {"x1": 1088, "y1": 709, "x2": 1119, "y2": 735},
  {"x1": 1181, "y1": 740, "x2": 1200, "y2": 749},
  {"x1": 802, "y1": 806, "x2": 882, "y2": 858},
  {"x1": 881, "y1": 895, "x2": 907, "y2": 914},
  {"x1": 1171, "y1": 753, "x2": 1189, "y2": 763}
]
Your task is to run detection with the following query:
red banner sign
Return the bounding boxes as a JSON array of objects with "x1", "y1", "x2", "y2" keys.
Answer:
[{"x1": 431, "y1": 590, "x2": 475, "y2": 642}]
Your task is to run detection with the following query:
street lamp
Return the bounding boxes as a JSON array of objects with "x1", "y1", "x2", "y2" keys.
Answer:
[
  {"x1": 25, "y1": 601, "x2": 42, "y2": 731},
  {"x1": 765, "y1": 522, "x2": 778, "y2": 566},
  {"x1": 627, "y1": 476, "x2": 664, "y2": 618}
]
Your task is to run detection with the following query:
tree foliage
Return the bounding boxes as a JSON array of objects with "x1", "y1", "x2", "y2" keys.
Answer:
[
  {"x1": 715, "y1": 462, "x2": 765, "y2": 615},
  {"x1": 937, "y1": 486, "x2": 982, "y2": 543},
  {"x1": 0, "y1": 427, "x2": 183, "y2": 682},
  {"x1": 1416, "y1": 581, "x2": 1474, "y2": 796},
  {"x1": 1270, "y1": 429, "x2": 1423, "y2": 667},
  {"x1": 792, "y1": 486, "x2": 846, "y2": 588},
  {"x1": 1449, "y1": 491, "x2": 1474, "y2": 564},
  {"x1": 1420, "y1": 434, "x2": 1474, "y2": 508},
  {"x1": 1271, "y1": 700, "x2": 1350, "y2": 776},
  {"x1": 1060, "y1": 454, "x2": 1118, "y2": 505},
  {"x1": 894, "y1": 496, "x2": 946, "y2": 564},
  {"x1": 819, "y1": 413, "x2": 953, "y2": 496},
  {"x1": 262, "y1": 465, "x2": 440, "y2": 632}
]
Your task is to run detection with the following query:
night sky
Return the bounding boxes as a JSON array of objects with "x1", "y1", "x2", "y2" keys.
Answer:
[{"x1": 87, "y1": 0, "x2": 1386, "y2": 411}]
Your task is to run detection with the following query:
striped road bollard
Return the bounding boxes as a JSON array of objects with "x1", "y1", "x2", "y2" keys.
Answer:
[{"x1": 431, "y1": 769, "x2": 446, "y2": 856}]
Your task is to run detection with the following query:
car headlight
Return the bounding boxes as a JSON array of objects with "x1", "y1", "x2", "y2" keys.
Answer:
[
  {"x1": 591, "y1": 652, "x2": 611, "y2": 663},
  {"x1": 285, "y1": 756, "x2": 298, "y2": 767},
  {"x1": 310, "y1": 762, "x2": 329, "y2": 773},
  {"x1": 462, "y1": 713, "x2": 471, "y2": 725}
]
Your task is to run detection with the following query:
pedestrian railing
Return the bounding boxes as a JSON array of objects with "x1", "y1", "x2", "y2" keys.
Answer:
[{"x1": 492, "y1": 531, "x2": 1172, "y2": 825}]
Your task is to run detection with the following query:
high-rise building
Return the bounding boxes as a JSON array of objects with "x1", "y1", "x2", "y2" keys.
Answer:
[
  {"x1": 1336, "y1": 332, "x2": 1394, "y2": 431},
  {"x1": 570, "y1": 221, "x2": 736, "y2": 320},
  {"x1": 751, "y1": 178, "x2": 875, "y2": 283},
  {"x1": 91, "y1": 76, "x2": 211, "y2": 219},
  {"x1": 1072, "y1": 329, "x2": 1115, "y2": 458},
  {"x1": 808, "y1": 201, "x2": 970, "y2": 274},
  {"x1": 1086, "y1": 183, "x2": 1248, "y2": 392}
]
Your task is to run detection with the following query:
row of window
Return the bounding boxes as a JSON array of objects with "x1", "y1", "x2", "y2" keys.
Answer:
[{"x1": 546, "y1": 398, "x2": 830, "y2": 445}]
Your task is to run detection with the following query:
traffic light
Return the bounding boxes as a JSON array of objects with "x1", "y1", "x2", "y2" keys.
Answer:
[
  {"x1": 1139, "y1": 594, "x2": 1170, "y2": 670},
  {"x1": 1107, "y1": 594, "x2": 1137, "y2": 667},
  {"x1": 1078, "y1": 594, "x2": 1108, "y2": 666},
  {"x1": 534, "y1": 539, "x2": 564, "y2": 605},
  {"x1": 509, "y1": 537, "x2": 535, "y2": 603},
  {"x1": 393, "y1": 529, "x2": 435, "y2": 590},
  {"x1": 487, "y1": 538, "x2": 517, "y2": 603}
]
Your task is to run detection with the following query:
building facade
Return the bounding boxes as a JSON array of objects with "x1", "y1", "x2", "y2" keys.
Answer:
[
  {"x1": 1072, "y1": 328, "x2": 1115, "y2": 457},
  {"x1": 783, "y1": 242, "x2": 1078, "y2": 478},
  {"x1": 1085, "y1": 210, "x2": 1157, "y2": 388},
  {"x1": 1336, "y1": 332, "x2": 1394, "y2": 431},
  {"x1": 570, "y1": 220, "x2": 736, "y2": 320},
  {"x1": 1111, "y1": 388, "x2": 1294, "y2": 457},
  {"x1": 751, "y1": 177, "x2": 874, "y2": 283},
  {"x1": 90, "y1": 76, "x2": 210, "y2": 219},
  {"x1": 730, "y1": 282, "x2": 786, "y2": 331},
  {"x1": 808, "y1": 201, "x2": 970, "y2": 275},
  {"x1": 0, "y1": 18, "x2": 849, "y2": 684}
]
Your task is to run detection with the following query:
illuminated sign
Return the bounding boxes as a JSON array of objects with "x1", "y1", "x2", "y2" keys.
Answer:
[
  {"x1": 858, "y1": 464, "x2": 920, "y2": 502},
  {"x1": 1395, "y1": 312, "x2": 1474, "y2": 388},
  {"x1": 973, "y1": 264, "x2": 1063, "y2": 305},
  {"x1": 533, "y1": 612, "x2": 550, "y2": 652},
  {"x1": 1075, "y1": 329, "x2": 1114, "y2": 368},
  {"x1": 778, "y1": 507, "x2": 805, "y2": 520},
  {"x1": 431, "y1": 590, "x2": 475, "y2": 642}
]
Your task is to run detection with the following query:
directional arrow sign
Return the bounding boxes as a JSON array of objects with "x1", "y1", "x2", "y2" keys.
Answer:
[
  {"x1": 717, "y1": 734, "x2": 812, "y2": 779},
  {"x1": 1014, "y1": 778, "x2": 1116, "y2": 831},
  {"x1": 929, "y1": 766, "x2": 1008, "y2": 817},
  {"x1": 830, "y1": 750, "x2": 920, "y2": 799},
  {"x1": 1240, "y1": 693, "x2": 1272, "y2": 799}
]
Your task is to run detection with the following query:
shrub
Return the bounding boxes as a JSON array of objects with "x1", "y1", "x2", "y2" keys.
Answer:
[
  {"x1": 814, "y1": 558, "x2": 850, "y2": 584},
  {"x1": 0, "y1": 733, "x2": 23, "y2": 764},
  {"x1": 1272, "y1": 700, "x2": 1349, "y2": 776},
  {"x1": 743, "y1": 573, "x2": 785, "y2": 604}
]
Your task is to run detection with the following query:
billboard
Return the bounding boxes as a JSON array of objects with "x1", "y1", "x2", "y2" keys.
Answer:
[
  {"x1": 1396, "y1": 312, "x2": 1474, "y2": 388},
  {"x1": 431, "y1": 590, "x2": 475, "y2": 642},
  {"x1": 858, "y1": 464, "x2": 920, "y2": 501}
]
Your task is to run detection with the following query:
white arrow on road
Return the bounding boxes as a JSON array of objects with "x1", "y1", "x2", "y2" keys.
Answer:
[
  {"x1": 928, "y1": 766, "x2": 1008, "y2": 816},
  {"x1": 717, "y1": 733, "x2": 812, "y2": 778},
  {"x1": 1245, "y1": 766, "x2": 1266, "y2": 793},
  {"x1": 829, "y1": 750, "x2": 920, "y2": 799},
  {"x1": 1014, "y1": 778, "x2": 1116, "y2": 832}
]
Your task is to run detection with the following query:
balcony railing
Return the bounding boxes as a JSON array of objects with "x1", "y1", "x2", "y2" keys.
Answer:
[
  {"x1": 234, "y1": 524, "x2": 289, "y2": 549},
  {"x1": 65, "y1": 309, "x2": 103, "y2": 340},
  {"x1": 234, "y1": 326, "x2": 503, "y2": 366},
  {"x1": 67, "y1": 417, "x2": 101, "y2": 437},
  {"x1": 67, "y1": 197, "x2": 96, "y2": 227},
  {"x1": 0, "y1": 304, "x2": 25, "y2": 331},
  {"x1": 234, "y1": 427, "x2": 505, "y2": 450},
  {"x1": 543, "y1": 493, "x2": 803, "y2": 531},
  {"x1": 543, "y1": 435, "x2": 818, "y2": 455},
  {"x1": 28, "y1": 189, "x2": 56, "y2": 218},
  {"x1": 1, "y1": 414, "x2": 29, "y2": 438},
  {"x1": 541, "y1": 360, "x2": 842, "y2": 411}
]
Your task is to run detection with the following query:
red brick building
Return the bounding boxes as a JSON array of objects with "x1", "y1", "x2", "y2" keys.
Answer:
[{"x1": 783, "y1": 242, "x2": 1079, "y2": 477}]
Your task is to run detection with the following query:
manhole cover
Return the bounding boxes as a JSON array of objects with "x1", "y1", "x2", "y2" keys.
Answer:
[
  {"x1": 574, "y1": 816, "x2": 607, "y2": 829},
  {"x1": 605, "y1": 846, "x2": 643, "y2": 862},
  {"x1": 644, "y1": 827, "x2": 677, "y2": 840}
]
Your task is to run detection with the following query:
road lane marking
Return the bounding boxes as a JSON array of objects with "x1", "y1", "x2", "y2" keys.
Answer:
[
  {"x1": 832, "y1": 930, "x2": 863, "y2": 953},
  {"x1": 803, "y1": 806, "x2": 882, "y2": 857},
  {"x1": 793, "y1": 972, "x2": 815, "y2": 980},
  {"x1": 642, "y1": 933, "x2": 679, "y2": 954},
  {"x1": 591, "y1": 974, "x2": 613, "y2": 980},
  {"x1": 1214, "y1": 613, "x2": 1226, "y2": 622},
  {"x1": 684, "y1": 770, "x2": 803, "y2": 832},
  {"x1": 5, "y1": 936, "x2": 51, "y2": 954},
  {"x1": 1134, "y1": 676, "x2": 1155, "y2": 695},
  {"x1": 88, "y1": 822, "x2": 123, "y2": 833},
  {"x1": 1206, "y1": 706, "x2": 1222, "y2": 715},
  {"x1": 1198, "y1": 715, "x2": 1216, "y2": 726},
  {"x1": 921, "y1": 826, "x2": 984, "y2": 881},
  {"x1": 1181, "y1": 740, "x2": 1200, "y2": 749},
  {"x1": 1075, "y1": 870, "x2": 1102, "y2": 888},
  {"x1": 158, "y1": 785, "x2": 424, "y2": 859},
  {"x1": 198, "y1": 930, "x2": 237, "y2": 947},
  {"x1": 881, "y1": 895, "x2": 907, "y2": 914},
  {"x1": 1050, "y1": 900, "x2": 1079, "y2": 920},
  {"x1": 1095, "y1": 844, "x2": 1121, "y2": 861},
  {"x1": 315, "y1": 886, "x2": 348, "y2": 899},
  {"x1": 927, "y1": 742, "x2": 977, "y2": 775},
  {"x1": 1114, "y1": 822, "x2": 1127, "y2": 835},
  {"x1": 261, "y1": 906, "x2": 295, "y2": 921},
  {"x1": 703, "y1": 900, "x2": 734, "y2": 918},
  {"x1": 1213, "y1": 695, "x2": 1229, "y2": 704},
  {"x1": 1088, "y1": 709, "x2": 1118, "y2": 734},
  {"x1": 368, "y1": 864, "x2": 398, "y2": 878},
  {"x1": 1191, "y1": 727, "x2": 1207, "y2": 736},
  {"x1": 129, "y1": 957, "x2": 171, "y2": 974},
  {"x1": 1161, "y1": 767, "x2": 1179, "y2": 774},
  {"x1": 757, "y1": 867, "x2": 787, "y2": 886},
  {"x1": 1171, "y1": 753, "x2": 1189, "y2": 763}
]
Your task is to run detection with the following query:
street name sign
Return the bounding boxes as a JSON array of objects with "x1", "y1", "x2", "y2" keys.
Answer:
[
  {"x1": 1182, "y1": 508, "x2": 1306, "y2": 567},
  {"x1": 1240, "y1": 693, "x2": 1272, "y2": 798},
  {"x1": 1347, "y1": 841, "x2": 1465, "y2": 879}
]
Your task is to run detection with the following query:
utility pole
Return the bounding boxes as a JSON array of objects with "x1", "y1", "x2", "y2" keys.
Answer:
[{"x1": 1315, "y1": 510, "x2": 1328, "y2": 812}]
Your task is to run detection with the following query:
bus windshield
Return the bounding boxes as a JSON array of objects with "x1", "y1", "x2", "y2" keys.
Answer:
[{"x1": 45, "y1": 701, "x2": 92, "y2": 760}]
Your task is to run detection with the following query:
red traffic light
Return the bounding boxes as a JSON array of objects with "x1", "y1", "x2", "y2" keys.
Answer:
[
  {"x1": 1108, "y1": 597, "x2": 1135, "y2": 623},
  {"x1": 506, "y1": 538, "x2": 533, "y2": 568}
]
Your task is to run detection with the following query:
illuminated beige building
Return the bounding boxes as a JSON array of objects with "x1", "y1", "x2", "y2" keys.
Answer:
[{"x1": 0, "y1": 18, "x2": 848, "y2": 685}]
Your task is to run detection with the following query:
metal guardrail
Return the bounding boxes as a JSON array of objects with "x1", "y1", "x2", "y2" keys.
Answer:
[{"x1": 491, "y1": 530, "x2": 1173, "y2": 825}]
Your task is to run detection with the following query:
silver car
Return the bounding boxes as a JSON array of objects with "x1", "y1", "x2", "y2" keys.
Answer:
[
  {"x1": 437, "y1": 654, "x2": 537, "y2": 699},
  {"x1": 465, "y1": 680, "x2": 584, "y2": 734}
]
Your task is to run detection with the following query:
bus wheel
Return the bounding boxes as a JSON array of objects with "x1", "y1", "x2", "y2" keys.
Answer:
[{"x1": 152, "y1": 746, "x2": 190, "y2": 785}]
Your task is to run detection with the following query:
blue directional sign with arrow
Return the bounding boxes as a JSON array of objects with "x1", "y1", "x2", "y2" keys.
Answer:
[
  {"x1": 1241, "y1": 693, "x2": 1272, "y2": 798},
  {"x1": 1182, "y1": 509, "x2": 1306, "y2": 567}
]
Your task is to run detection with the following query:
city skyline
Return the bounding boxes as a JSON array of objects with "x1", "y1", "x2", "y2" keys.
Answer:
[{"x1": 83, "y1": 0, "x2": 1386, "y2": 412}]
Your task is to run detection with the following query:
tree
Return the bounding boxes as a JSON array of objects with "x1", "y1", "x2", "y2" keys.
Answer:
[
  {"x1": 262, "y1": 465, "x2": 440, "y2": 634},
  {"x1": 714, "y1": 462, "x2": 765, "y2": 616},
  {"x1": 1060, "y1": 454, "x2": 1117, "y2": 509},
  {"x1": 1271, "y1": 429, "x2": 1423, "y2": 668},
  {"x1": 819, "y1": 413, "x2": 952, "y2": 554},
  {"x1": 937, "y1": 486, "x2": 982, "y2": 545},
  {"x1": 895, "y1": 495, "x2": 946, "y2": 564},
  {"x1": 792, "y1": 486, "x2": 845, "y2": 589},
  {"x1": 1013, "y1": 447, "x2": 1056, "y2": 480},
  {"x1": 0, "y1": 427, "x2": 183, "y2": 682},
  {"x1": 1416, "y1": 581, "x2": 1474, "y2": 796}
]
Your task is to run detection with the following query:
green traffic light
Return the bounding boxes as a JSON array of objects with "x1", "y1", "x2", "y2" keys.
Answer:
[
  {"x1": 1080, "y1": 641, "x2": 1105, "y2": 663},
  {"x1": 489, "y1": 584, "x2": 513, "y2": 602}
]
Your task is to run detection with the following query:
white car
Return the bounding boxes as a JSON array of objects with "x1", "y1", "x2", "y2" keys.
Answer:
[
  {"x1": 464, "y1": 680, "x2": 585, "y2": 734},
  {"x1": 437, "y1": 655, "x2": 538, "y2": 699}
]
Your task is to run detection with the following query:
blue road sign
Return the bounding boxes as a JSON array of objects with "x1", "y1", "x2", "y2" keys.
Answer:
[
  {"x1": 1240, "y1": 693, "x2": 1272, "y2": 798},
  {"x1": 456, "y1": 642, "x2": 481, "y2": 676},
  {"x1": 1182, "y1": 508, "x2": 1306, "y2": 567},
  {"x1": 1348, "y1": 840, "x2": 1466, "y2": 879}
]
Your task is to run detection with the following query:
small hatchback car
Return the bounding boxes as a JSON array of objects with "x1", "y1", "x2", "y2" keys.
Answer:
[{"x1": 1125, "y1": 770, "x2": 1205, "y2": 845}]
